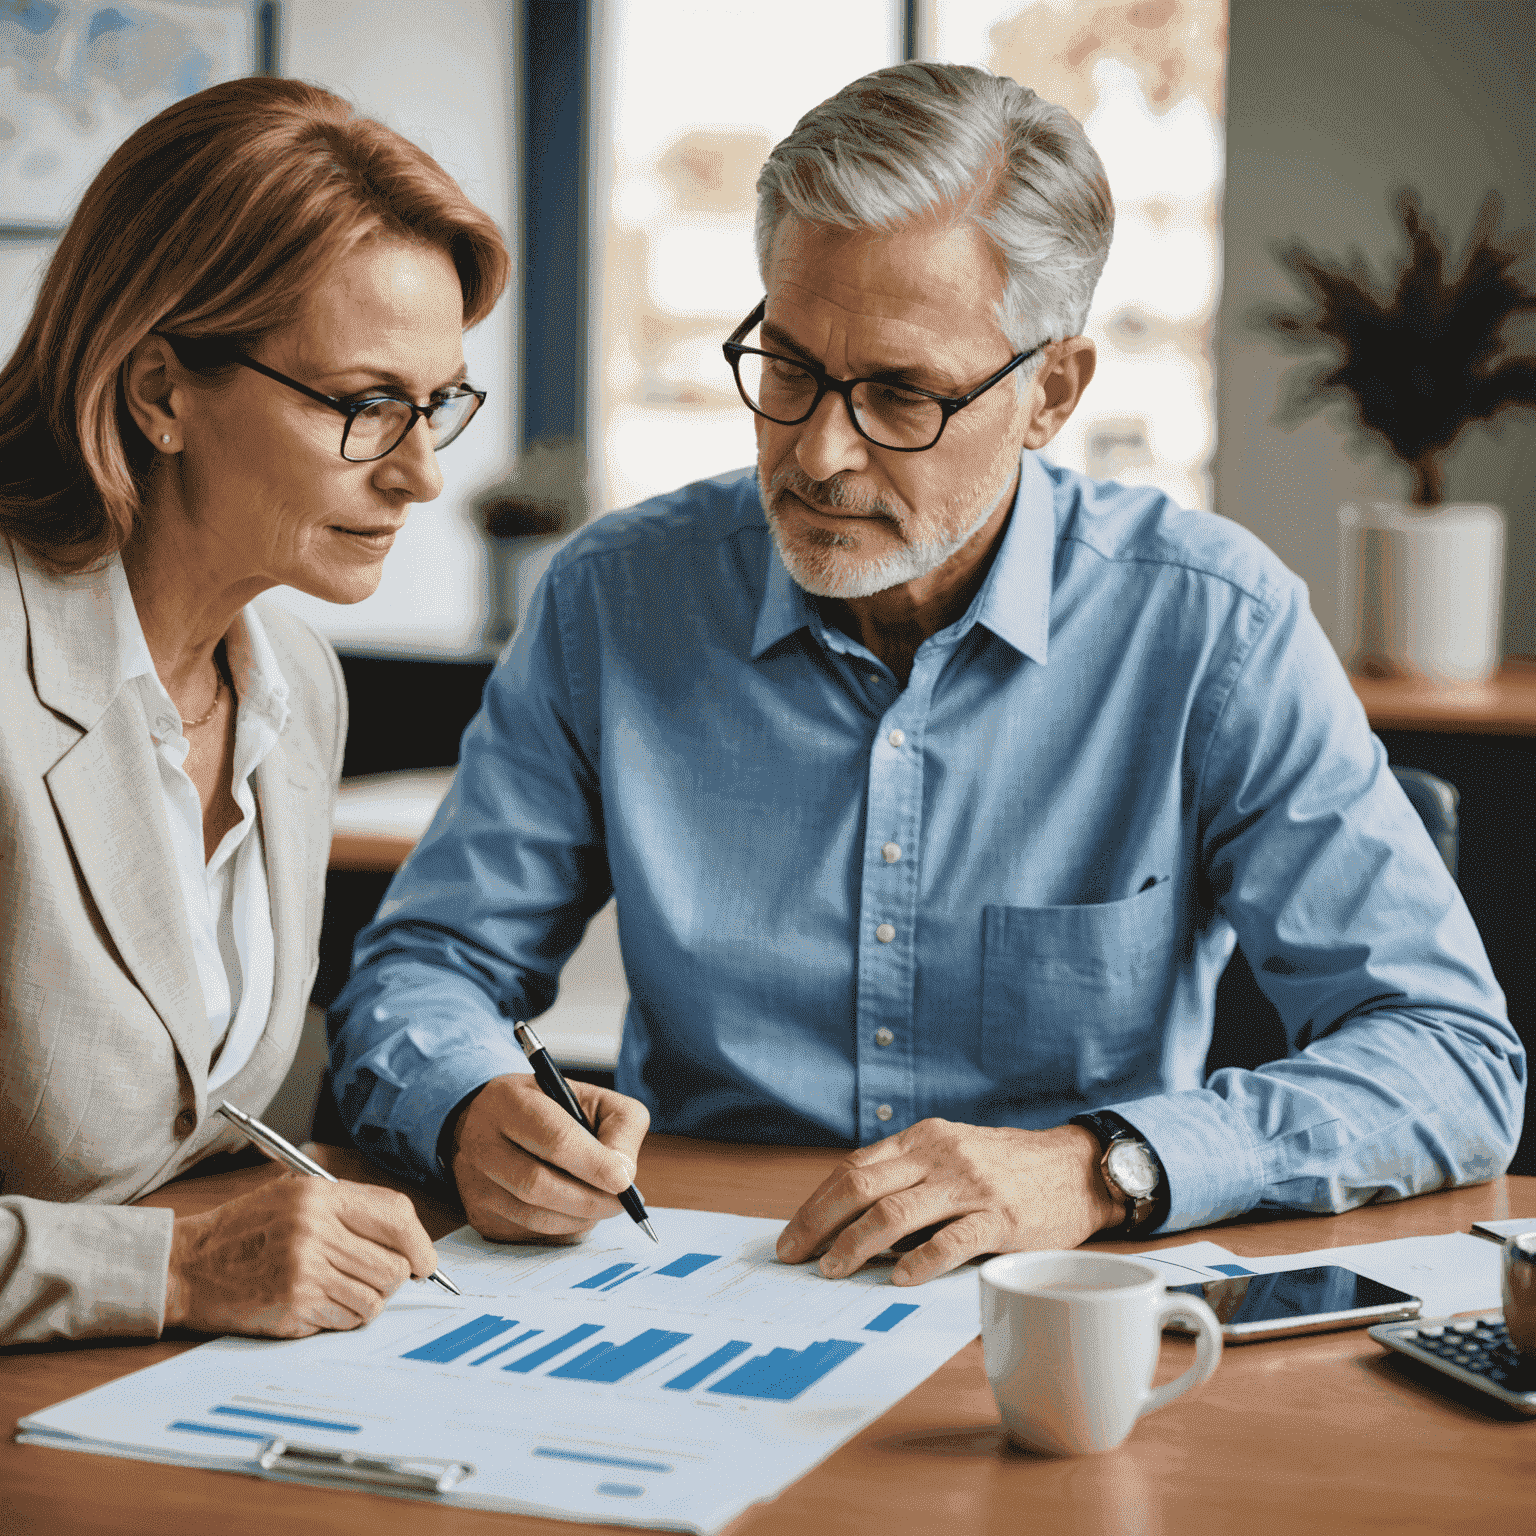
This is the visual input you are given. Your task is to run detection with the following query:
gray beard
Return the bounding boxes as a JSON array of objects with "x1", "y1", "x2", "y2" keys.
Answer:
[{"x1": 758, "y1": 468, "x2": 1002, "y2": 600}]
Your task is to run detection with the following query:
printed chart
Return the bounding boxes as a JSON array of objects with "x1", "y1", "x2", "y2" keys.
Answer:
[{"x1": 19, "y1": 1208, "x2": 980, "y2": 1533}]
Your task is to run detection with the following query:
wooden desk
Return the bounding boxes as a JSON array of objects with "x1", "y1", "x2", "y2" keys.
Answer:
[
  {"x1": 1349, "y1": 658, "x2": 1536, "y2": 736},
  {"x1": 2, "y1": 1144, "x2": 1530, "y2": 1535}
]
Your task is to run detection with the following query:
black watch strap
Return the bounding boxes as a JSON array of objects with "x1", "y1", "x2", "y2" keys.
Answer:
[{"x1": 1069, "y1": 1111, "x2": 1168, "y2": 1237}]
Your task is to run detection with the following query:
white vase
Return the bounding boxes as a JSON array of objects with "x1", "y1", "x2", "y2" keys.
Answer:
[{"x1": 1338, "y1": 501, "x2": 1505, "y2": 683}]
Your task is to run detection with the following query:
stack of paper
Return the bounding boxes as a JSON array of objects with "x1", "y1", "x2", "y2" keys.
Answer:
[{"x1": 1134, "y1": 1232, "x2": 1503, "y2": 1318}]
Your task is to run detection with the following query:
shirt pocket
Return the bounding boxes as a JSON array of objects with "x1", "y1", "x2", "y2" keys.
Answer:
[{"x1": 981, "y1": 878, "x2": 1177, "y2": 1102}]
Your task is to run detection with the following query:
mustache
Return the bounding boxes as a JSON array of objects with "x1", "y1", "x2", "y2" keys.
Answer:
[{"x1": 768, "y1": 465, "x2": 898, "y2": 520}]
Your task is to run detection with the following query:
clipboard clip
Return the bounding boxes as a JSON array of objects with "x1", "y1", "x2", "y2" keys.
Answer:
[{"x1": 257, "y1": 1437, "x2": 476, "y2": 1494}]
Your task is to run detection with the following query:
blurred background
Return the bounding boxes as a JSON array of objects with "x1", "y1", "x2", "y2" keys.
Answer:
[{"x1": 4, "y1": 0, "x2": 1532, "y2": 1165}]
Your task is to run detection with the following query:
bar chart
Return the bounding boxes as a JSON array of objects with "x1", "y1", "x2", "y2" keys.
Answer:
[
  {"x1": 549, "y1": 1328, "x2": 692, "y2": 1383},
  {"x1": 395, "y1": 1309, "x2": 876, "y2": 1400},
  {"x1": 27, "y1": 1207, "x2": 987, "y2": 1536},
  {"x1": 707, "y1": 1340, "x2": 864, "y2": 1402},
  {"x1": 401, "y1": 1313, "x2": 519, "y2": 1363},
  {"x1": 570, "y1": 1253, "x2": 722, "y2": 1293}
]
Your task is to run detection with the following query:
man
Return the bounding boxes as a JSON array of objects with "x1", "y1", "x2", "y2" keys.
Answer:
[{"x1": 331, "y1": 62, "x2": 1521, "y2": 1286}]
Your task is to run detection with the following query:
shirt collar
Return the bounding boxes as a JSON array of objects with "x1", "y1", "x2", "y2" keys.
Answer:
[
  {"x1": 966, "y1": 448, "x2": 1054, "y2": 664},
  {"x1": 751, "y1": 522, "x2": 822, "y2": 659},
  {"x1": 106, "y1": 557, "x2": 291, "y2": 743},
  {"x1": 749, "y1": 449, "x2": 1057, "y2": 666}
]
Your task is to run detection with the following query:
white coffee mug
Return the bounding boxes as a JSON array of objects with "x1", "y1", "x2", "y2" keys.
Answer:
[{"x1": 979, "y1": 1250, "x2": 1223, "y2": 1456}]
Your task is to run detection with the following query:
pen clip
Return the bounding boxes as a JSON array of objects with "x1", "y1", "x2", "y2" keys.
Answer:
[{"x1": 257, "y1": 1437, "x2": 476, "y2": 1494}]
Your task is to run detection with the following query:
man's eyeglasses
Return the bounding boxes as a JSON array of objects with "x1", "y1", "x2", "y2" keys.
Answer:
[
  {"x1": 722, "y1": 298, "x2": 1043, "y2": 453},
  {"x1": 152, "y1": 332, "x2": 486, "y2": 463}
]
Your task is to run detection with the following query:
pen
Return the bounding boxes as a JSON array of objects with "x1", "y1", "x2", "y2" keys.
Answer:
[
  {"x1": 512, "y1": 1022, "x2": 658, "y2": 1243},
  {"x1": 215, "y1": 1101, "x2": 461, "y2": 1296}
]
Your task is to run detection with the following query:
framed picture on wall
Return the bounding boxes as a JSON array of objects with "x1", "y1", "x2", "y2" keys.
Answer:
[{"x1": 0, "y1": 0, "x2": 280, "y2": 233}]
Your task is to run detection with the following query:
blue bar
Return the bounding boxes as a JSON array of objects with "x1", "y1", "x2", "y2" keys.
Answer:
[
  {"x1": 656, "y1": 1253, "x2": 720, "y2": 1279},
  {"x1": 574, "y1": 1263, "x2": 633, "y2": 1290},
  {"x1": 550, "y1": 1328, "x2": 691, "y2": 1384},
  {"x1": 211, "y1": 1405, "x2": 361, "y2": 1433},
  {"x1": 533, "y1": 1447, "x2": 673, "y2": 1473},
  {"x1": 472, "y1": 1328, "x2": 540, "y2": 1365},
  {"x1": 664, "y1": 1340, "x2": 752, "y2": 1391},
  {"x1": 709, "y1": 1339, "x2": 863, "y2": 1402},
  {"x1": 504, "y1": 1323, "x2": 604, "y2": 1373},
  {"x1": 600, "y1": 1268, "x2": 646, "y2": 1291},
  {"x1": 402, "y1": 1313, "x2": 516, "y2": 1364},
  {"x1": 866, "y1": 1303, "x2": 920, "y2": 1333},
  {"x1": 1211, "y1": 1263, "x2": 1254, "y2": 1276},
  {"x1": 169, "y1": 1420, "x2": 270, "y2": 1441}
]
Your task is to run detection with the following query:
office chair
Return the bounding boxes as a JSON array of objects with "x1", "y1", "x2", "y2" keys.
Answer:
[{"x1": 1205, "y1": 765, "x2": 1460, "y2": 1077}]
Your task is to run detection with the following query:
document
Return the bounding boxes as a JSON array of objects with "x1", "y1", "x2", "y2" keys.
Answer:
[
  {"x1": 1472, "y1": 1216, "x2": 1536, "y2": 1243},
  {"x1": 18, "y1": 1208, "x2": 981, "y2": 1533},
  {"x1": 1137, "y1": 1233, "x2": 1504, "y2": 1318}
]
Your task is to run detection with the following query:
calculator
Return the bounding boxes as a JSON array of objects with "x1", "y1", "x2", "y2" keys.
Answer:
[{"x1": 1369, "y1": 1312, "x2": 1536, "y2": 1415}]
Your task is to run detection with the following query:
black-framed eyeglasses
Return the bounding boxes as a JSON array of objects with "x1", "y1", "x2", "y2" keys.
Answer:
[
  {"x1": 152, "y1": 332, "x2": 486, "y2": 462},
  {"x1": 722, "y1": 298, "x2": 1044, "y2": 453}
]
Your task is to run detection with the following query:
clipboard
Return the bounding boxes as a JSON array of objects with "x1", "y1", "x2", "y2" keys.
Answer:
[{"x1": 256, "y1": 1438, "x2": 476, "y2": 1495}]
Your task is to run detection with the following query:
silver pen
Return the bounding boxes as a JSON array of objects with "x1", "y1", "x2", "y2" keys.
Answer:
[{"x1": 216, "y1": 1101, "x2": 461, "y2": 1296}]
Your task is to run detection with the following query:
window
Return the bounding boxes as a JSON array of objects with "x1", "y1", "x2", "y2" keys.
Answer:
[
  {"x1": 593, "y1": 0, "x2": 901, "y2": 514},
  {"x1": 930, "y1": 0, "x2": 1227, "y2": 511}
]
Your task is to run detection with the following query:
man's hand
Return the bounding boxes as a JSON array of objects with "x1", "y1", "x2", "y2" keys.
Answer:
[
  {"x1": 775, "y1": 1120, "x2": 1124, "y2": 1285},
  {"x1": 164, "y1": 1176, "x2": 439, "y2": 1337},
  {"x1": 446, "y1": 1073, "x2": 651, "y2": 1243}
]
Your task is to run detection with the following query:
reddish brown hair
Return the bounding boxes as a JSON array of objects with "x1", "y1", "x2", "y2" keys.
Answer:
[{"x1": 0, "y1": 76, "x2": 511, "y2": 571}]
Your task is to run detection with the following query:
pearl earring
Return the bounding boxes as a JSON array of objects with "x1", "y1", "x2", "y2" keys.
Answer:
[{"x1": 160, "y1": 434, "x2": 171, "y2": 445}]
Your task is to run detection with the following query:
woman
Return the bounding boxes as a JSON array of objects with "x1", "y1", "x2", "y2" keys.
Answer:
[{"x1": 0, "y1": 77, "x2": 509, "y2": 1344}]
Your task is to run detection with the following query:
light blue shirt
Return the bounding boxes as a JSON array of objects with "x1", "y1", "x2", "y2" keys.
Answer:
[{"x1": 331, "y1": 454, "x2": 1523, "y2": 1233}]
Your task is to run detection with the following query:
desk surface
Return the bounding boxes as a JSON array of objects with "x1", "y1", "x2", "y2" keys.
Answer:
[
  {"x1": 2, "y1": 1142, "x2": 1530, "y2": 1536},
  {"x1": 1348, "y1": 658, "x2": 1536, "y2": 735}
]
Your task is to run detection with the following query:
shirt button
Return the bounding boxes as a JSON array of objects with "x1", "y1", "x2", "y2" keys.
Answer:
[
  {"x1": 875, "y1": 1104, "x2": 894, "y2": 1122},
  {"x1": 875, "y1": 922, "x2": 896, "y2": 943},
  {"x1": 887, "y1": 728, "x2": 905, "y2": 747},
  {"x1": 174, "y1": 1109, "x2": 196, "y2": 1137},
  {"x1": 874, "y1": 1027, "x2": 894, "y2": 1047},
  {"x1": 881, "y1": 842, "x2": 902, "y2": 864}
]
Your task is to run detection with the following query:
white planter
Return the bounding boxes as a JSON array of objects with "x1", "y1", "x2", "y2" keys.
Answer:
[{"x1": 1338, "y1": 501, "x2": 1505, "y2": 683}]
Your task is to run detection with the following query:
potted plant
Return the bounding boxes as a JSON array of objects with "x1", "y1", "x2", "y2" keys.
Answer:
[{"x1": 1264, "y1": 191, "x2": 1536, "y2": 682}]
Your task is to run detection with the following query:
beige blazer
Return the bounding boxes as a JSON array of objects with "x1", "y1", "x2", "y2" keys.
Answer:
[{"x1": 0, "y1": 537, "x2": 345, "y2": 1343}]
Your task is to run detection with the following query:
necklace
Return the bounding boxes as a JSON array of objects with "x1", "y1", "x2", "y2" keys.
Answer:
[{"x1": 182, "y1": 665, "x2": 225, "y2": 729}]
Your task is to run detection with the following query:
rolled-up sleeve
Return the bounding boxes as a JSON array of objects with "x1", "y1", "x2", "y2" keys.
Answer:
[{"x1": 1109, "y1": 583, "x2": 1523, "y2": 1231}]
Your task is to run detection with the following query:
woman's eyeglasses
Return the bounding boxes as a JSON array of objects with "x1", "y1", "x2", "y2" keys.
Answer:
[{"x1": 152, "y1": 333, "x2": 486, "y2": 462}]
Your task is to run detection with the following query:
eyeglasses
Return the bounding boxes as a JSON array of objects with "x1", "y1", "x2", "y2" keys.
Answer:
[
  {"x1": 722, "y1": 298, "x2": 1044, "y2": 453},
  {"x1": 152, "y1": 332, "x2": 486, "y2": 462}
]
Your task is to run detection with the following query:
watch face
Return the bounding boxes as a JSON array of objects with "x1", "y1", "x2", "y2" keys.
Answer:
[{"x1": 1105, "y1": 1138, "x2": 1159, "y2": 1200}]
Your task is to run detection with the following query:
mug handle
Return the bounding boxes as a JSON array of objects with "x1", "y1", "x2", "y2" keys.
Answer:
[{"x1": 1140, "y1": 1293, "x2": 1223, "y2": 1419}]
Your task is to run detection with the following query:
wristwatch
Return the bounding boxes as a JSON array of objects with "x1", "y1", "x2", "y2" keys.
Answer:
[{"x1": 1069, "y1": 1111, "x2": 1165, "y2": 1236}]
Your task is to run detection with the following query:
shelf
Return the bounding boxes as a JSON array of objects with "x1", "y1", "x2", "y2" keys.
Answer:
[{"x1": 1350, "y1": 660, "x2": 1536, "y2": 736}]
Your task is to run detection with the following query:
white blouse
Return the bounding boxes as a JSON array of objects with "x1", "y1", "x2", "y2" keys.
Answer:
[{"x1": 108, "y1": 561, "x2": 288, "y2": 1091}]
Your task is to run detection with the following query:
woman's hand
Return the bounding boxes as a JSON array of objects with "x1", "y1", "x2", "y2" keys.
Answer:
[{"x1": 163, "y1": 1176, "x2": 440, "y2": 1337}]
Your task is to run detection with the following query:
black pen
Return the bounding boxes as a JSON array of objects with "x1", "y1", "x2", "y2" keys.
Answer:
[{"x1": 512, "y1": 1022, "x2": 658, "y2": 1243}]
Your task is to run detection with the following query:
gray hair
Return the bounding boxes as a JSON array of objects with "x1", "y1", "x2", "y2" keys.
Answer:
[{"x1": 755, "y1": 62, "x2": 1114, "y2": 373}]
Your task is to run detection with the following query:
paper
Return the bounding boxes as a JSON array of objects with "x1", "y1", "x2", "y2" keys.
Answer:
[
  {"x1": 1472, "y1": 1217, "x2": 1536, "y2": 1243},
  {"x1": 18, "y1": 1209, "x2": 981, "y2": 1533},
  {"x1": 1127, "y1": 1240, "x2": 1252, "y2": 1284},
  {"x1": 1135, "y1": 1232, "x2": 1503, "y2": 1319}
]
